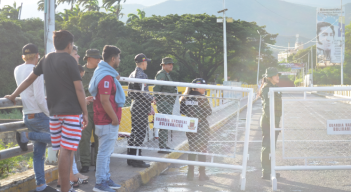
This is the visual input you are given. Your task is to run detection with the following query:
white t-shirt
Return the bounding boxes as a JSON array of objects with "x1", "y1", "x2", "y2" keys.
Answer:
[{"x1": 14, "y1": 63, "x2": 49, "y2": 117}]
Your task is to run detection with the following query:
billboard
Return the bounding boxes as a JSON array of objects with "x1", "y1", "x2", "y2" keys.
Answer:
[{"x1": 316, "y1": 8, "x2": 345, "y2": 67}]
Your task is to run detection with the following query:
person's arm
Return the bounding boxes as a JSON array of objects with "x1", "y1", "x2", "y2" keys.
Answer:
[
  {"x1": 73, "y1": 81, "x2": 88, "y2": 129},
  {"x1": 153, "y1": 73, "x2": 165, "y2": 93},
  {"x1": 100, "y1": 94, "x2": 119, "y2": 125},
  {"x1": 33, "y1": 75, "x2": 50, "y2": 116},
  {"x1": 262, "y1": 86, "x2": 270, "y2": 117},
  {"x1": 5, "y1": 72, "x2": 38, "y2": 104}
]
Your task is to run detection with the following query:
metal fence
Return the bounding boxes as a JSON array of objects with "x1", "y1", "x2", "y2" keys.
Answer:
[
  {"x1": 112, "y1": 77, "x2": 254, "y2": 190},
  {"x1": 269, "y1": 87, "x2": 351, "y2": 191}
]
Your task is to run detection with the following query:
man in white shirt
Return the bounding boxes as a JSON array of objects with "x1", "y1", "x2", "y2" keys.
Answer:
[{"x1": 14, "y1": 43, "x2": 57, "y2": 192}]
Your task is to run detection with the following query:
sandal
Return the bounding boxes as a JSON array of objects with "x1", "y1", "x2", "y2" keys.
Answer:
[
  {"x1": 57, "y1": 181, "x2": 79, "y2": 188},
  {"x1": 76, "y1": 177, "x2": 88, "y2": 185},
  {"x1": 74, "y1": 173, "x2": 89, "y2": 180}
]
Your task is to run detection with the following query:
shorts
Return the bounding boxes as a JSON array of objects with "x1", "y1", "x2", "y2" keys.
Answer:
[{"x1": 49, "y1": 114, "x2": 82, "y2": 151}]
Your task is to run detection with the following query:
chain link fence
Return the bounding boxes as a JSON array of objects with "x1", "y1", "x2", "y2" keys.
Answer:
[
  {"x1": 112, "y1": 77, "x2": 254, "y2": 190},
  {"x1": 269, "y1": 87, "x2": 351, "y2": 191}
]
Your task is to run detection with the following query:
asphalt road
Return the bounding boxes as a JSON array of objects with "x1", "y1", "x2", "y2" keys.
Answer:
[{"x1": 136, "y1": 93, "x2": 351, "y2": 192}]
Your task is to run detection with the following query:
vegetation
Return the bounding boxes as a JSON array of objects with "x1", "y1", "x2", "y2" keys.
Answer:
[{"x1": 0, "y1": 0, "x2": 280, "y2": 97}]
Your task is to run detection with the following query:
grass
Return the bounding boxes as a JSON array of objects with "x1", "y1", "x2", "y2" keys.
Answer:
[{"x1": 0, "y1": 110, "x2": 22, "y2": 120}]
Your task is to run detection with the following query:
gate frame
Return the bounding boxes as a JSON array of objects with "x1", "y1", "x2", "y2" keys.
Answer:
[
  {"x1": 269, "y1": 86, "x2": 351, "y2": 191},
  {"x1": 112, "y1": 77, "x2": 254, "y2": 190}
]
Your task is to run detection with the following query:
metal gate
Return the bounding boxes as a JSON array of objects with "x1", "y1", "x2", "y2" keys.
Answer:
[
  {"x1": 112, "y1": 77, "x2": 254, "y2": 190},
  {"x1": 269, "y1": 87, "x2": 351, "y2": 191}
]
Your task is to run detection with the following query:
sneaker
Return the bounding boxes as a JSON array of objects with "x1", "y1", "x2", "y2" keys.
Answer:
[
  {"x1": 93, "y1": 181, "x2": 115, "y2": 192},
  {"x1": 68, "y1": 185, "x2": 76, "y2": 192},
  {"x1": 106, "y1": 178, "x2": 121, "y2": 189},
  {"x1": 35, "y1": 186, "x2": 58, "y2": 192}
]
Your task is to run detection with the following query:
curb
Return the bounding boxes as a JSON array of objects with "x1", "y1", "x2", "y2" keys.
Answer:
[
  {"x1": 0, "y1": 97, "x2": 259, "y2": 192},
  {"x1": 0, "y1": 166, "x2": 58, "y2": 192},
  {"x1": 117, "y1": 96, "x2": 259, "y2": 192}
]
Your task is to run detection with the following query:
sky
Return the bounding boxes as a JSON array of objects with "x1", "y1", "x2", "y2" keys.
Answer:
[{"x1": 1, "y1": 0, "x2": 350, "y2": 20}]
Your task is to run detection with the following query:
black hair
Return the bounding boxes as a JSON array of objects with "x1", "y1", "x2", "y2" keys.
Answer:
[
  {"x1": 78, "y1": 65, "x2": 84, "y2": 73},
  {"x1": 317, "y1": 22, "x2": 335, "y2": 43},
  {"x1": 53, "y1": 30, "x2": 74, "y2": 50},
  {"x1": 102, "y1": 45, "x2": 121, "y2": 62}
]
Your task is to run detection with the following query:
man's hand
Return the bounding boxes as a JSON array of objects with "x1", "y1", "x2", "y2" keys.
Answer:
[
  {"x1": 86, "y1": 96, "x2": 94, "y2": 105},
  {"x1": 81, "y1": 113, "x2": 88, "y2": 129},
  {"x1": 112, "y1": 117, "x2": 119, "y2": 126},
  {"x1": 4, "y1": 95, "x2": 16, "y2": 105}
]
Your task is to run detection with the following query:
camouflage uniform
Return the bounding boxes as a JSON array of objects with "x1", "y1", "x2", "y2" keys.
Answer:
[
  {"x1": 78, "y1": 49, "x2": 102, "y2": 168},
  {"x1": 154, "y1": 57, "x2": 177, "y2": 149},
  {"x1": 260, "y1": 67, "x2": 282, "y2": 177}
]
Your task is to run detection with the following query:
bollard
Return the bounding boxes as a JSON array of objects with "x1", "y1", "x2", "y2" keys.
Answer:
[{"x1": 45, "y1": 147, "x2": 58, "y2": 165}]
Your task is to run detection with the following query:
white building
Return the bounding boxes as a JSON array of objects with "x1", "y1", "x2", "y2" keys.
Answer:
[{"x1": 278, "y1": 34, "x2": 304, "y2": 62}]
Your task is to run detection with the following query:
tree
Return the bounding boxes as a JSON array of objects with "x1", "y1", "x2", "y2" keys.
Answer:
[
  {"x1": 57, "y1": 0, "x2": 78, "y2": 10},
  {"x1": 0, "y1": 2, "x2": 22, "y2": 20},
  {"x1": 126, "y1": 9, "x2": 145, "y2": 24},
  {"x1": 37, "y1": 0, "x2": 57, "y2": 11},
  {"x1": 79, "y1": 0, "x2": 100, "y2": 12},
  {"x1": 105, "y1": 4, "x2": 124, "y2": 19},
  {"x1": 102, "y1": 0, "x2": 126, "y2": 20},
  {"x1": 129, "y1": 14, "x2": 277, "y2": 83}
]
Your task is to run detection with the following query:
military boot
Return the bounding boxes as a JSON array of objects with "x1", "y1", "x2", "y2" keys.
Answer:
[
  {"x1": 198, "y1": 155, "x2": 209, "y2": 181},
  {"x1": 187, "y1": 154, "x2": 196, "y2": 181},
  {"x1": 127, "y1": 148, "x2": 136, "y2": 166}
]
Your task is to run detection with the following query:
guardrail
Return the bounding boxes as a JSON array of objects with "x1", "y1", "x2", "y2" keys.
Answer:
[
  {"x1": 0, "y1": 83, "x2": 256, "y2": 161},
  {"x1": 314, "y1": 85, "x2": 351, "y2": 96}
]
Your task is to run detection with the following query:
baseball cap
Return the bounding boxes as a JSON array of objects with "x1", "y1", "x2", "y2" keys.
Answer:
[
  {"x1": 22, "y1": 43, "x2": 38, "y2": 55},
  {"x1": 191, "y1": 78, "x2": 206, "y2": 84},
  {"x1": 135, "y1": 53, "x2": 151, "y2": 63}
]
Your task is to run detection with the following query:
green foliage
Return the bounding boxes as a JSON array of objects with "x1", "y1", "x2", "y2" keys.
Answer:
[
  {"x1": 0, "y1": 109, "x2": 22, "y2": 119},
  {"x1": 0, "y1": 140, "x2": 33, "y2": 179},
  {"x1": 294, "y1": 78, "x2": 303, "y2": 86}
]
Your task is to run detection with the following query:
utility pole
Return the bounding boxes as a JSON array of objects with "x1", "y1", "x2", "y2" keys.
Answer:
[
  {"x1": 18, "y1": 2, "x2": 23, "y2": 20},
  {"x1": 341, "y1": 0, "x2": 344, "y2": 85},
  {"x1": 218, "y1": 0, "x2": 228, "y2": 82},
  {"x1": 311, "y1": 46, "x2": 313, "y2": 86},
  {"x1": 44, "y1": 0, "x2": 55, "y2": 55},
  {"x1": 44, "y1": 0, "x2": 57, "y2": 165},
  {"x1": 256, "y1": 30, "x2": 266, "y2": 85},
  {"x1": 308, "y1": 53, "x2": 310, "y2": 87}
]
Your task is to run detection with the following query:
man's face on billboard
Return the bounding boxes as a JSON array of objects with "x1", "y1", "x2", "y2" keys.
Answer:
[{"x1": 319, "y1": 26, "x2": 334, "y2": 50}]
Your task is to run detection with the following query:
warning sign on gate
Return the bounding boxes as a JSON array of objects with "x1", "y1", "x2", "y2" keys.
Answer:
[
  {"x1": 154, "y1": 113, "x2": 198, "y2": 133},
  {"x1": 327, "y1": 119, "x2": 351, "y2": 135}
]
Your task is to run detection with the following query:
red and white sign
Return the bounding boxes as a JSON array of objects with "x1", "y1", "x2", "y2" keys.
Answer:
[
  {"x1": 154, "y1": 113, "x2": 198, "y2": 133},
  {"x1": 327, "y1": 119, "x2": 351, "y2": 135}
]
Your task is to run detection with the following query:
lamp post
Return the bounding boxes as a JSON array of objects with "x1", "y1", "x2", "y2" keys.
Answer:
[
  {"x1": 256, "y1": 30, "x2": 266, "y2": 85},
  {"x1": 340, "y1": 0, "x2": 344, "y2": 85},
  {"x1": 218, "y1": 0, "x2": 228, "y2": 82}
]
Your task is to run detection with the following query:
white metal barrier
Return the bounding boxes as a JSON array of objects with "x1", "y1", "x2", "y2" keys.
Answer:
[
  {"x1": 112, "y1": 77, "x2": 254, "y2": 190},
  {"x1": 269, "y1": 87, "x2": 351, "y2": 191}
]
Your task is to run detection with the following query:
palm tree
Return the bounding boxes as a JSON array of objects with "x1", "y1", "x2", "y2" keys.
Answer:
[
  {"x1": 102, "y1": 0, "x2": 126, "y2": 20},
  {"x1": 71, "y1": 4, "x2": 81, "y2": 16},
  {"x1": 37, "y1": 0, "x2": 58, "y2": 11},
  {"x1": 105, "y1": 4, "x2": 124, "y2": 19},
  {"x1": 58, "y1": 9, "x2": 72, "y2": 21},
  {"x1": 79, "y1": 0, "x2": 100, "y2": 12},
  {"x1": 1, "y1": 2, "x2": 22, "y2": 20},
  {"x1": 126, "y1": 9, "x2": 145, "y2": 23},
  {"x1": 57, "y1": 0, "x2": 78, "y2": 10}
]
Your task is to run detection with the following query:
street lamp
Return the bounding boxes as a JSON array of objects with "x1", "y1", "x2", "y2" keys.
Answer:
[
  {"x1": 256, "y1": 30, "x2": 266, "y2": 85},
  {"x1": 218, "y1": 0, "x2": 228, "y2": 82}
]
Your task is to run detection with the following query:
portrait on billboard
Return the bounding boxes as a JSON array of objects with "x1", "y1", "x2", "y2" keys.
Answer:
[{"x1": 316, "y1": 8, "x2": 345, "y2": 67}]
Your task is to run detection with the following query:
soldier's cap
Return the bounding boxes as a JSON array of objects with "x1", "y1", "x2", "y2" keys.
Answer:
[
  {"x1": 83, "y1": 49, "x2": 102, "y2": 61},
  {"x1": 263, "y1": 67, "x2": 280, "y2": 78},
  {"x1": 22, "y1": 43, "x2": 38, "y2": 55},
  {"x1": 134, "y1": 53, "x2": 151, "y2": 63},
  {"x1": 191, "y1": 78, "x2": 206, "y2": 84},
  {"x1": 160, "y1": 57, "x2": 174, "y2": 66}
]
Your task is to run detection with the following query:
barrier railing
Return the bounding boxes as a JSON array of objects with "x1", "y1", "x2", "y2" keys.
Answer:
[
  {"x1": 269, "y1": 87, "x2": 351, "y2": 191},
  {"x1": 0, "y1": 82, "x2": 252, "y2": 161},
  {"x1": 112, "y1": 77, "x2": 253, "y2": 190}
]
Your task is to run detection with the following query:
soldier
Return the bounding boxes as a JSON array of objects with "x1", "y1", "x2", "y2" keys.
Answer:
[
  {"x1": 78, "y1": 49, "x2": 102, "y2": 173},
  {"x1": 154, "y1": 57, "x2": 177, "y2": 153},
  {"x1": 127, "y1": 53, "x2": 153, "y2": 168},
  {"x1": 258, "y1": 67, "x2": 282, "y2": 180}
]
